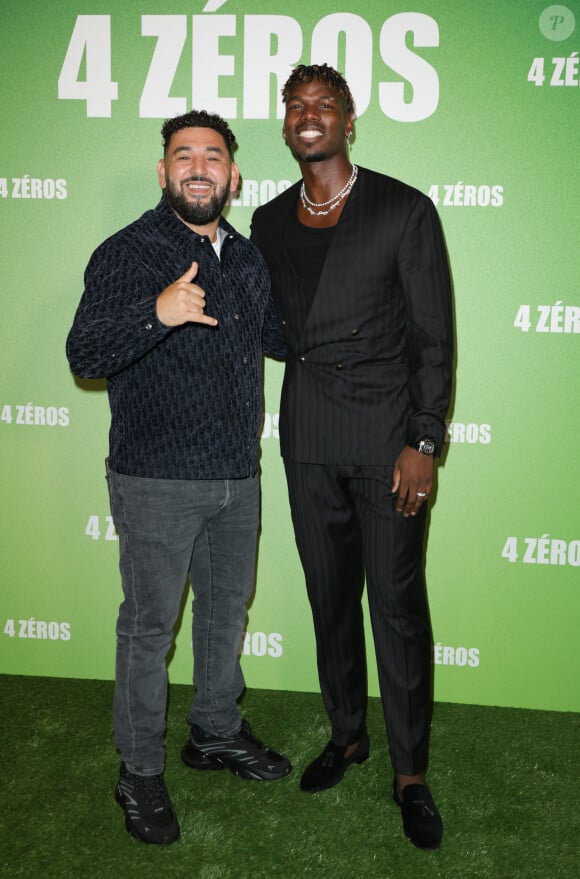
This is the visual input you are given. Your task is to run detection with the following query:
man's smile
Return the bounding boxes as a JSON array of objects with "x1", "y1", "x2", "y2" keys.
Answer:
[
  {"x1": 183, "y1": 178, "x2": 213, "y2": 196},
  {"x1": 297, "y1": 128, "x2": 324, "y2": 141}
]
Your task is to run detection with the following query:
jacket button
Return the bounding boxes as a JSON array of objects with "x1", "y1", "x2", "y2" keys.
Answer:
[
  {"x1": 299, "y1": 356, "x2": 305, "y2": 363},
  {"x1": 281, "y1": 319, "x2": 286, "y2": 326},
  {"x1": 351, "y1": 328, "x2": 359, "y2": 335},
  {"x1": 335, "y1": 363, "x2": 343, "y2": 370}
]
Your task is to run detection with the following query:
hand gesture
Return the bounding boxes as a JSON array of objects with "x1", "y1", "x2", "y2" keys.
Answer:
[{"x1": 156, "y1": 261, "x2": 218, "y2": 328}]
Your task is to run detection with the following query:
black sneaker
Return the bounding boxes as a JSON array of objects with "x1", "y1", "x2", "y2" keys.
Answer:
[
  {"x1": 115, "y1": 763, "x2": 180, "y2": 845},
  {"x1": 181, "y1": 719, "x2": 292, "y2": 781}
]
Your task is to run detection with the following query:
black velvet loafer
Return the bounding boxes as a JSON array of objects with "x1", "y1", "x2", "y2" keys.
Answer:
[
  {"x1": 392, "y1": 779, "x2": 443, "y2": 850},
  {"x1": 300, "y1": 731, "x2": 370, "y2": 792}
]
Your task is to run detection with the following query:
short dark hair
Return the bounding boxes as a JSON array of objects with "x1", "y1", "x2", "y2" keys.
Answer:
[
  {"x1": 282, "y1": 64, "x2": 355, "y2": 115},
  {"x1": 161, "y1": 110, "x2": 237, "y2": 156}
]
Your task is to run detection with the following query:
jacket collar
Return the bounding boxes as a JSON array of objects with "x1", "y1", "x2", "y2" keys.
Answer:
[{"x1": 153, "y1": 196, "x2": 238, "y2": 244}]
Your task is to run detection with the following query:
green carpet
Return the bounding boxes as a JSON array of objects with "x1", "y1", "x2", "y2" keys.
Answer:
[{"x1": 1, "y1": 675, "x2": 578, "y2": 878}]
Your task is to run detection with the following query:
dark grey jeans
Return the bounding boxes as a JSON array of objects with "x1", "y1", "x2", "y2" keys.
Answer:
[{"x1": 106, "y1": 466, "x2": 259, "y2": 775}]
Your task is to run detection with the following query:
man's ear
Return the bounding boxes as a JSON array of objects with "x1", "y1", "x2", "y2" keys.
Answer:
[
  {"x1": 229, "y1": 162, "x2": 241, "y2": 194},
  {"x1": 157, "y1": 158, "x2": 166, "y2": 189}
]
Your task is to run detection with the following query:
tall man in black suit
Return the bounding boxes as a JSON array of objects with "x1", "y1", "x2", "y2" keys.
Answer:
[{"x1": 251, "y1": 65, "x2": 453, "y2": 850}]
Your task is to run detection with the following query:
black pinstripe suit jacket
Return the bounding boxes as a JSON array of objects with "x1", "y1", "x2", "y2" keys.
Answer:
[{"x1": 250, "y1": 167, "x2": 454, "y2": 465}]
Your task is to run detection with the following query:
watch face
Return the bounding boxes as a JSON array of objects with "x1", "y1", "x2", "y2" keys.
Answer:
[{"x1": 420, "y1": 439, "x2": 436, "y2": 455}]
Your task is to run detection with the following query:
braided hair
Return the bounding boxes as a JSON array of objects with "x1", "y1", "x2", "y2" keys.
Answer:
[{"x1": 282, "y1": 64, "x2": 355, "y2": 115}]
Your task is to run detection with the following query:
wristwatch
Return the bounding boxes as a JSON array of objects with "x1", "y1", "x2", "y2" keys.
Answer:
[{"x1": 409, "y1": 437, "x2": 436, "y2": 456}]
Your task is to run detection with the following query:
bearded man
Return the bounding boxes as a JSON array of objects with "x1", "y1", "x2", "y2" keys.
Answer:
[{"x1": 67, "y1": 110, "x2": 290, "y2": 846}]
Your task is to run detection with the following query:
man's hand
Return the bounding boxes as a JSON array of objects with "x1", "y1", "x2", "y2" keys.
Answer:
[
  {"x1": 156, "y1": 261, "x2": 218, "y2": 328},
  {"x1": 392, "y1": 446, "x2": 434, "y2": 517}
]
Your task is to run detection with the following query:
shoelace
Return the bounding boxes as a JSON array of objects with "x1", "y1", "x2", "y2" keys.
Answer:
[
  {"x1": 131, "y1": 773, "x2": 171, "y2": 810},
  {"x1": 239, "y1": 720, "x2": 264, "y2": 748}
]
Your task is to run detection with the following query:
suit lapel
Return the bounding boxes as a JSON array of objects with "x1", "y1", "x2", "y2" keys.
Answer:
[
  {"x1": 299, "y1": 169, "x2": 369, "y2": 346},
  {"x1": 270, "y1": 170, "x2": 372, "y2": 349}
]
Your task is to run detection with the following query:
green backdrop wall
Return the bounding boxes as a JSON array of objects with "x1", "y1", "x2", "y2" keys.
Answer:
[{"x1": 1, "y1": 0, "x2": 578, "y2": 712}]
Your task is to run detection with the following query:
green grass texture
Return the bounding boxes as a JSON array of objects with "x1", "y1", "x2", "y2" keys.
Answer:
[{"x1": 1, "y1": 675, "x2": 578, "y2": 879}]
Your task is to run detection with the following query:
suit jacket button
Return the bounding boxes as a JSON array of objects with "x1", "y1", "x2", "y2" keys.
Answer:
[
  {"x1": 335, "y1": 363, "x2": 343, "y2": 370},
  {"x1": 299, "y1": 355, "x2": 305, "y2": 363},
  {"x1": 281, "y1": 319, "x2": 286, "y2": 326},
  {"x1": 351, "y1": 328, "x2": 359, "y2": 335}
]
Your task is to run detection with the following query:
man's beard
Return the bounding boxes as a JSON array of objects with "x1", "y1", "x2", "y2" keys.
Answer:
[
  {"x1": 291, "y1": 147, "x2": 328, "y2": 164},
  {"x1": 164, "y1": 176, "x2": 230, "y2": 225}
]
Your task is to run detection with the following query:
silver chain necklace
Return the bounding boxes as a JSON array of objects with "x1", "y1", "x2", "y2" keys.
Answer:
[{"x1": 300, "y1": 165, "x2": 358, "y2": 217}]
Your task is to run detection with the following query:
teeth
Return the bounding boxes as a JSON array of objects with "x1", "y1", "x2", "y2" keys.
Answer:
[
  {"x1": 300, "y1": 130, "x2": 322, "y2": 139},
  {"x1": 185, "y1": 184, "x2": 211, "y2": 195}
]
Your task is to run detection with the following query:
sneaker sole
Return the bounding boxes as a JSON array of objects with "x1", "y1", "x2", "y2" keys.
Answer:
[
  {"x1": 181, "y1": 742, "x2": 226, "y2": 771},
  {"x1": 215, "y1": 756, "x2": 292, "y2": 782},
  {"x1": 182, "y1": 742, "x2": 291, "y2": 781}
]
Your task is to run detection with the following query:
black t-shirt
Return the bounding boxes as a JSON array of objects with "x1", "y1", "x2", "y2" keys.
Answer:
[{"x1": 284, "y1": 208, "x2": 336, "y2": 332}]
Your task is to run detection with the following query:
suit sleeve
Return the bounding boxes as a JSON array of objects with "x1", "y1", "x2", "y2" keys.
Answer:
[
  {"x1": 251, "y1": 209, "x2": 286, "y2": 360},
  {"x1": 398, "y1": 194, "x2": 454, "y2": 452},
  {"x1": 249, "y1": 207, "x2": 266, "y2": 257}
]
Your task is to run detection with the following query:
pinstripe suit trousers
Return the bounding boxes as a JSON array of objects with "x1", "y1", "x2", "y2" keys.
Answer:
[{"x1": 284, "y1": 460, "x2": 433, "y2": 775}]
